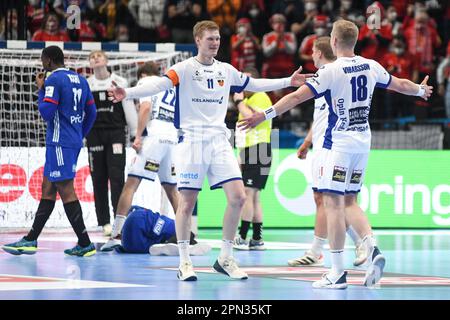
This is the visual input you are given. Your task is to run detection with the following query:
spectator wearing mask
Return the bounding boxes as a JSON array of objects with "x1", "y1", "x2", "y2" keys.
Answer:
[{"x1": 231, "y1": 17, "x2": 261, "y2": 70}]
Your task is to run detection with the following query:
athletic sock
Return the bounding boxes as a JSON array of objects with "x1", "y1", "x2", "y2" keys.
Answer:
[
  {"x1": 346, "y1": 226, "x2": 361, "y2": 246},
  {"x1": 178, "y1": 240, "x2": 191, "y2": 263},
  {"x1": 252, "y1": 222, "x2": 263, "y2": 241},
  {"x1": 219, "y1": 239, "x2": 234, "y2": 260},
  {"x1": 329, "y1": 249, "x2": 345, "y2": 280},
  {"x1": 310, "y1": 235, "x2": 327, "y2": 257},
  {"x1": 239, "y1": 220, "x2": 251, "y2": 240},
  {"x1": 25, "y1": 199, "x2": 55, "y2": 241},
  {"x1": 64, "y1": 200, "x2": 91, "y2": 247}
]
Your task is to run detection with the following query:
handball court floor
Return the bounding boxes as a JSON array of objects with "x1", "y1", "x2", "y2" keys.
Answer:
[{"x1": 0, "y1": 229, "x2": 449, "y2": 301}]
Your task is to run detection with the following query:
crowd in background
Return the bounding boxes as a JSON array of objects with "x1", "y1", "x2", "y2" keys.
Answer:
[{"x1": 1, "y1": 0, "x2": 449, "y2": 126}]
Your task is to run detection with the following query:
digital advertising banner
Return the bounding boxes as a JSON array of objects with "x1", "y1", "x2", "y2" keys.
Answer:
[{"x1": 198, "y1": 150, "x2": 450, "y2": 228}]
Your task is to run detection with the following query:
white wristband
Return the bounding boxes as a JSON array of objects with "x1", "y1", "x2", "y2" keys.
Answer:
[
  {"x1": 416, "y1": 84, "x2": 425, "y2": 97},
  {"x1": 264, "y1": 107, "x2": 277, "y2": 120}
]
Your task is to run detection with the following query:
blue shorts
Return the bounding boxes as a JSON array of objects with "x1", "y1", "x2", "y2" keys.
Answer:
[
  {"x1": 44, "y1": 146, "x2": 81, "y2": 182},
  {"x1": 121, "y1": 206, "x2": 175, "y2": 253}
]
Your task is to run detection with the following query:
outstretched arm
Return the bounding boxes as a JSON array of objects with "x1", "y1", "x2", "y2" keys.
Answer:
[
  {"x1": 238, "y1": 85, "x2": 315, "y2": 130},
  {"x1": 108, "y1": 76, "x2": 173, "y2": 102},
  {"x1": 387, "y1": 75, "x2": 433, "y2": 100}
]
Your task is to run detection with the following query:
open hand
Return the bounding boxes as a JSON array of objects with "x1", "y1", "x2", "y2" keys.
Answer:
[
  {"x1": 420, "y1": 75, "x2": 433, "y2": 101},
  {"x1": 107, "y1": 80, "x2": 126, "y2": 103},
  {"x1": 237, "y1": 111, "x2": 265, "y2": 131},
  {"x1": 290, "y1": 66, "x2": 314, "y2": 87}
]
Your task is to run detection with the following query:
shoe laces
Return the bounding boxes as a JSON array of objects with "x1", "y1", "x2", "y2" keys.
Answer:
[{"x1": 222, "y1": 257, "x2": 239, "y2": 271}]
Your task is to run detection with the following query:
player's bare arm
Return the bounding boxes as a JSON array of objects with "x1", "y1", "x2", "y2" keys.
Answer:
[
  {"x1": 387, "y1": 75, "x2": 433, "y2": 101},
  {"x1": 108, "y1": 77, "x2": 173, "y2": 103},
  {"x1": 133, "y1": 101, "x2": 152, "y2": 152},
  {"x1": 297, "y1": 128, "x2": 313, "y2": 159},
  {"x1": 238, "y1": 85, "x2": 315, "y2": 130}
]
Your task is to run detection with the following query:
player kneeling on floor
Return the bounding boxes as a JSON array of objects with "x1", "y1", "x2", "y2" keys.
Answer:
[{"x1": 112, "y1": 206, "x2": 211, "y2": 256}]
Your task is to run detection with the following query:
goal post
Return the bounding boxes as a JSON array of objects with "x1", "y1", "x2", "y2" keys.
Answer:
[{"x1": 0, "y1": 40, "x2": 195, "y2": 230}]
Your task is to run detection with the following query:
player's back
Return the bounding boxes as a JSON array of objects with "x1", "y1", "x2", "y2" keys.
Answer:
[
  {"x1": 306, "y1": 55, "x2": 391, "y2": 153},
  {"x1": 44, "y1": 68, "x2": 94, "y2": 148}
]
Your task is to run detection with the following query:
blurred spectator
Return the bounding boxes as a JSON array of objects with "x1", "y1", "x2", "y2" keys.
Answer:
[
  {"x1": 231, "y1": 17, "x2": 260, "y2": 70},
  {"x1": 53, "y1": 0, "x2": 96, "y2": 27},
  {"x1": 437, "y1": 42, "x2": 450, "y2": 118},
  {"x1": 128, "y1": 0, "x2": 169, "y2": 43},
  {"x1": 72, "y1": 11, "x2": 106, "y2": 41},
  {"x1": 166, "y1": 0, "x2": 209, "y2": 43},
  {"x1": 298, "y1": 15, "x2": 329, "y2": 74},
  {"x1": 357, "y1": 2, "x2": 392, "y2": 61},
  {"x1": 115, "y1": 23, "x2": 130, "y2": 42},
  {"x1": 404, "y1": 9, "x2": 441, "y2": 78},
  {"x1": 384, "y1": 5, "x2": 402, "y2": 36},
  {"x1": 207, "y1": 0, "x2": 241, "y2": 61},
  {"x1": 26, "y1": 0, "x2": 51, "y2": 36},
  {"x1": 290, "y1": 0, "x2": 319, "y2": 40},
  {"x1": 379, "y1": 35, "x2": 418, "y2": 119},
  {"x1": 237, "y1": 0, "x2": 270, "y2": 39},
  {"x1": 1, "y1": 8, "x2": 30, "y2": 40},
  {"x1": 98, "y1": 0, "x2": 135, "y2": 41},
  {"x1": 271, "y1": 0, "x2": 304, "y2": 34},
  {"x1": 31, "y1": 12, "x2": 70, "y2": 41},
  {"x1": 262, "y1": 13, "x2": 296, "y2": 103},
  {"x1": 335, "y1": 0, "x2": 363, "y2": 21}
]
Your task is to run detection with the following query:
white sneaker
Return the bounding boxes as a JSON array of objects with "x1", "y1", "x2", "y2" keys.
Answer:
[
  {"x1": 177, "y1": 261, "x2": 197, "y2": 281},
  {"x1": 233, "y1": 236, "x2": 249, "y2": 250},
  {"x1": 288, "y1": 250, "x2": 324, "y2": 267},
  {"x1": 353, "y1": 242, "x2": 368, "y2": 266},
  {"x1": 312, "y1": 271, "x2": 348, "y2": 289},
  {"x1": 189, "y1": 243, "x2": 212, "y2": 256},
  {"x1": 364, "y1": 246, "x2": 385, "y2": 288},
  {"x1": 149, "y1": 243, "x2": 179, "y2": 256},
  {"x1": 100, "y1": 238, "x2": 121, "y2": 252},
  {"x1": 102, "y1": 224, "x2": 112, "y2": 237},
  {"x1": 213, "y1": 256, "x2": 248, "y2": 280}
]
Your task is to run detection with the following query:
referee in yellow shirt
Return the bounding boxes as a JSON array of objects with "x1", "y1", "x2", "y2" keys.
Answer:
[{"x1": 233, "y1": 67, "x2": 272, "y2": 251}]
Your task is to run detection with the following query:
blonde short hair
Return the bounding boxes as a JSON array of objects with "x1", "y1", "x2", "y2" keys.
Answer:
[
  {"x1": 88, "y1": 50, "x2": 108, "y2": 60},
  {"x1": 332, "y1": 20, "x2": 359, "y2": 49},
  {"x1": 193, "y1": 20, "x2": 219, "y2": 39},
  {"x1": 314, "y1": 36, "x2": 336, "y2": 61}
]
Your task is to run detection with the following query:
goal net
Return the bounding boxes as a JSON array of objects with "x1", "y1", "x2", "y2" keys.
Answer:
[{"x1": 0, "y1": 45, "x2": 193, "y2": 229}]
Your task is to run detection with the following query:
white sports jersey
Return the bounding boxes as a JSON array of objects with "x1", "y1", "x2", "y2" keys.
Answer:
[
  {"x1": 305, "y1": 55, "x2": 391, "y2": 153},
  {"x1": 311, "y1": 96, "x2": 327, "y2": 151},
  {"x1": 137, "y1": 76, "x2": 177, "y2": 138},
  {"x1": 165, "y1": 57, "x2": 249, "y2": 138}
]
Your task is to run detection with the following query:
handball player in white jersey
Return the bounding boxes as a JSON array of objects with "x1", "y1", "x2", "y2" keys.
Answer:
[
  {"x1": 240, "y1": 20, "x2": 432, "y2": 289},
  {"x1": 287, "y1": 37, "x2": 369, "y2": 268},
  {"x1": 108, "y1": 20, "x2": 312, "y2": 281}
]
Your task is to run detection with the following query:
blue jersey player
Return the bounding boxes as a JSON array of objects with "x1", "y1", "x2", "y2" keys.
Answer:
[
  {"x1": 115, "y1": 205, "x2": 211, "y2": 256},
  {"x1": 2, "y1": 46, "x2": 98, "y2": 257}
]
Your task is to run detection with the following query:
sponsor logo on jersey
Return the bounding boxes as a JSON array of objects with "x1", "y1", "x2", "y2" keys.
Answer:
[
  {"x1": 144, "y1": 160, "x2": 160, "y2": 172},
  {"x1": 350, "y1": 170, "x2": 362, "y2": 184},
  {"x1": 70, "y1": 114, "x2": 84, "y2": 124},
  {"x1": 332, "y1": 166, "x2": 347, "y2": 183},
  {"x1": 192, "y1": 70, "x2": 203, "y2": 81},
  {"x1": 49, "y1": 170, "x2": 61, "y2": 178},
  {"x1": 45, "y1": 86, "x2": 54, "y2": 97},
  {"x1": 180, "y1": 173, "x2": 199, "y2": 180},
  {"x1": 89, "y1": 145, "x2": 104, "y2": 152},
  {"x1": 192, "y1": 97, "x2": 224, "y2": 104},
  {"x1": 171, "y1": 165, "x2": 176, "y2": 176},
  {"x1": 67, "y1": 74, "x2": 80, "y2": 84},
  {"x1": 153, "y1": 217, "x2": 165, "y2": 235}
]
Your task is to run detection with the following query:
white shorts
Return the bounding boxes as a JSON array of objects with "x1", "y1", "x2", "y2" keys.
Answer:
[
  {"x1": 174, "y1": 134, "x2": 242, "y2": 190},
  {"x1": 128, "y1": 135, "x2": 177, "y2": 185},
  {"x1": 314, "y1": 148, "x2": 368, "y2": 195}
]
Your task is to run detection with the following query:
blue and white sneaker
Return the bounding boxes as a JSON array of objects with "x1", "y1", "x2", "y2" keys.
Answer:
[
  {"x1": 213, "y1": 257, "x2": 248, "y2": 280},
  {"x1": 312, "y1": 271, "x2": 348, "y2": 289},
  {"x1": 64, "y1": 243, "x2": 96, "y2": 257},
  {"x1": 364, "y1": 246, "x2": 385, "y2": 288},
  {"x1": 2, "y1": 237, "x2": 37, "y2": 255},
  {"x1": 249, "y1": 239, "x2": 265, "y2": 251}
]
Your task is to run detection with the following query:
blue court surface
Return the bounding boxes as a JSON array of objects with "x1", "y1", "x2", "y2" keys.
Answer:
[{"x1": 0, "y1": 229, "x2": 449, "y2": 301}]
